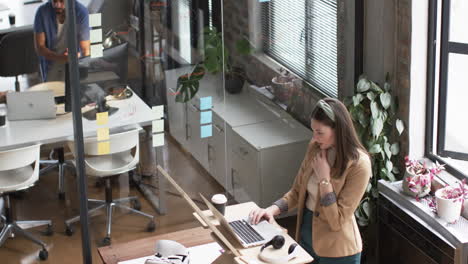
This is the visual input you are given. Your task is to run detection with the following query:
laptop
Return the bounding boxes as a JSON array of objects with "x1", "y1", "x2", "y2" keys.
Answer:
[
  {"x1": 7, "y1": 91, "x2": 56, "y2": 121},
  {"x1": 199, "y1": 193, "x2": 282, "y2": 248}
]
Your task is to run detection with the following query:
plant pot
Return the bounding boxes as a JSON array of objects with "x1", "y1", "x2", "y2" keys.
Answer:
[
  {"x1": 462, "y1": 198, "x2": 468, "y2": 219},
  {"x1": 271, "y1": 77, "x2": 294, "y2": 104},
  {"x1": 225, "y1": 75, "x2": 244, "y2": 94},
  {"x1": 402, "y1": 168, "x2": 431, "y2": 198},
  {"x1": 435, "y1": 187, "x2": 463, "y2": 223}
]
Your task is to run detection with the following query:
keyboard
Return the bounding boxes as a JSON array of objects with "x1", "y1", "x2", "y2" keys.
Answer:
[{"x1": 229, "y1": 219, "x2": 265, "y2": 245}]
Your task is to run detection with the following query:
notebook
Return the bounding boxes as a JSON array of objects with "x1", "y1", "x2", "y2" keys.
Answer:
[
  {"x1": 7, "y1": 91, "x2": 56, "y2": 121},
  {"x1": 199, "y1": 193, "x2": 282, "y2": 248}
]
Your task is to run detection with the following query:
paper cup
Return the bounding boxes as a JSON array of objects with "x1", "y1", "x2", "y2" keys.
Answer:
[{"x1": 211, "y1": 194, "x2": 227, "y2": 215}]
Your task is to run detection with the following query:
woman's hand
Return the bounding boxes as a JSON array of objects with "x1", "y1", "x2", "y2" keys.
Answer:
[
  {"x1": 313, "y1": 149, "x2": 331, "y2": 182},
  {"x1": 249, "y1": 205, "x2": 280, "y2": 225}
]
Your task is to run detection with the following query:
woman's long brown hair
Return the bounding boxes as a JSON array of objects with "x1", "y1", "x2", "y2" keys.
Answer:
[{"x1": 311, "y1": 98, "x2": 368, "y2": 177}]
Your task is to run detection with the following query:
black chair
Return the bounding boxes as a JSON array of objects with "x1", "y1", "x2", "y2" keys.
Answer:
[{"x1": 0, "y1": 28, "x2": 39, "y2": 92}]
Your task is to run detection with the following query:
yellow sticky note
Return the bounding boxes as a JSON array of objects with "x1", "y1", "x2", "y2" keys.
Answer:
[
  {"x1": 97, "y1": 127, "x2": 110, "y2": 141},
  {"x1": 152, "y1": 133, "x2": 164, "y2": 147},
  {"x1": 96, "y1": 111, "x2": 108, "y2": 125},
  {"x1": 98, "y1": 141, "x2": 110, "y2": 155}
]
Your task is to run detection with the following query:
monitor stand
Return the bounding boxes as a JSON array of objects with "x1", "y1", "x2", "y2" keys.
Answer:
[{"x1": 82, "y1": 104, "x2": 118, "y2": 121}]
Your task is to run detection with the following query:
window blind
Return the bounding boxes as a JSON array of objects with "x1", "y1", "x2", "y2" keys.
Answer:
[{"x1": 261, "y1": 0, "x2": 338, "y2": 97}]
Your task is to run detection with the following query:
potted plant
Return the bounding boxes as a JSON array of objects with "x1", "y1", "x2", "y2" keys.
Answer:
[
  {"x1": 402, "y1": 157, "x2": 445, "y2": 198},
  {"x1": 271, "y1": 68, "x2": 299, "y2": 104},
  {"x1": 435, "y1": 179, "x2": 467, "y2": 223},
  {"x1": 175, "y1": 27, "x2": 252, "y2": 103}
]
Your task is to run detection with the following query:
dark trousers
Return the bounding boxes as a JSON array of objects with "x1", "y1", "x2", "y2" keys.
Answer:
[{"x1": 299, "y1": 207, "x2": 361, "y2": 264}]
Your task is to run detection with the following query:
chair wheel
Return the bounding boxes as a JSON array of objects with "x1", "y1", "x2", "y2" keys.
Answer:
[
  {"x1": 131, "y1": 199, "x2": 141, "y2": 210},
  {"x1": 65, "y1": 225, "x2": 74, "y2": 236},
  {"x1": 101, "y1": 237, "x2": 111, "y2": 246},
  {"x1": 39, "y1": 249, "x2": 48, "y2": 260},
  {"x1": 43, "y1": 224, "x2": 53, "y2": 236},
  {"x1": 146, "y1": 221, "x2": 156, "y2": 232},
  {"x1": 58, "y1": 192, "x2": 65, "y2": 200}
]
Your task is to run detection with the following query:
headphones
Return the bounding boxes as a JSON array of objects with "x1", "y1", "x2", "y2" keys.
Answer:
[{"x1": 258, "y1": 235, "x2": 299, "y2": 264}]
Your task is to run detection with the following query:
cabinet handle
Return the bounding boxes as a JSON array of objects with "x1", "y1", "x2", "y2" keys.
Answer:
[
  {"x1": 186, "y1": 124, "x2": 191, "y2": 140},
  {"x1": 213, "y1": 124, "x2": 224, "y2": 133},
  {"x1": 239, "y1": 147, "x2": 248, "y2": 156},
  {"x1": 208, "y1": 144, "x2": 213, "y2": 162}
]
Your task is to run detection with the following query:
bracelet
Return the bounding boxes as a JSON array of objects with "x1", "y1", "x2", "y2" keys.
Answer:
[{"x1": 319, "y1": 179, "x2": 330, "y2": 186}]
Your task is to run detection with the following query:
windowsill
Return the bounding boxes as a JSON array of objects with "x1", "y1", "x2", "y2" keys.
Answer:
[{"x1": 250, "y1": 52, "x2": 328, "y2": 101}]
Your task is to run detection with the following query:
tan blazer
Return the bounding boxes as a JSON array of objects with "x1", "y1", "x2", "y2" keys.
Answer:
[{"x1": 280, "y1": 140, "x2": 371, "y2": 258}]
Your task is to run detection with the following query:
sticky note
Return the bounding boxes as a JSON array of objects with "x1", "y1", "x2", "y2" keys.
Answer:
[
  {"x1": 90, "y1": 29, "x2": 102, "y2": 43},
  {"x1": 98, "y1": 141, "x2": 110, "y2": 155},
  {"x1": 96, "y1": 111, "x2": 108, "y2": 125},
  {"x1": 152, "y1": 105, "x2": 164, "y2": 119},
  {"x1": 201, "y1": 125, "x2": 212, "y2": 138},
  {"x1": 200, "y1": 111, "x2": 212, "y2": 124},
  {"x1": 90, "y1": 44, "x2": 103, "y2": 58},
  {"x1": 89, "y1": 13, "x2": 102, "y2": 27},
  {"x1": 152, "y1": 119, "x2": 164, "y2": 133},
  {"x1": 97, "y1": 127, "x2": 110, "y2": 141},
  {"x1": 153, "y1": 133, "x2": 165, "y2": 147},
  {"x1": 200, "y1": 97, "x2": 212, "y2": 111}
]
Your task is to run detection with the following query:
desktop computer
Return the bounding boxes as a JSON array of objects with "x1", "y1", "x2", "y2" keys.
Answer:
[{"x1": 64, "y1": 42, "x2": 129, "y2": 120}]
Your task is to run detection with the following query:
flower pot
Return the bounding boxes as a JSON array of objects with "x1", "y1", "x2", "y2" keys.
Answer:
[
  {"x1": 435, "y1": 187, "x2": 463, "y2": 223},
  {"x1": 402, "y1": 168, "x2": 431, "y2": 198},
  {"x1": 463, "y1": 198, "x2": 468, "y2": 219},
  {"x1": 225, "y1": 75, "x2": 244, "y2": 94},
  {"x1": 271, "y1": 77, "x2": 294, "y2": 104}
]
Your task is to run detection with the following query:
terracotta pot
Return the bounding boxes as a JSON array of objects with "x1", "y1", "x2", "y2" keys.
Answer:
[
  {"x1": 402, "y1": 167, "x2": 431, "y2": 198},
  {"x1": 435, "y1": 187, "x2": 463, "y2": 223},
  {"x1": 271, "y1": 77, "x2": 294, "y2": 104}
]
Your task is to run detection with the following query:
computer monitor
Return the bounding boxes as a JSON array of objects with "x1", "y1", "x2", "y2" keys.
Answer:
[{"x1": 64, "y1": 42, "x2": 128, "y2": 120}]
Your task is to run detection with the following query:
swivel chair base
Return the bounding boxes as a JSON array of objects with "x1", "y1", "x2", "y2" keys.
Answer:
[
  {"x1": 39, "y1": 148, "x2": 73, "y2": 200},
  {"x1": 0, "y1": 196, "x2": 53, "y2": 261},
  {"x1": 64, "y1": 177, "x2": 156, "y2": 246}
]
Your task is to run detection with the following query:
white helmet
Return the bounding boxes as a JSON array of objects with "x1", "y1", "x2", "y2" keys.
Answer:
[{"x1": 144, "y1": 240, "x2": 190, "y2": 264}]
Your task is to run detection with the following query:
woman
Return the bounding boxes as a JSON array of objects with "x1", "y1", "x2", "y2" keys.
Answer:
[{"x1": 250, "y1": 98, "x2": 371, "y2": 264}]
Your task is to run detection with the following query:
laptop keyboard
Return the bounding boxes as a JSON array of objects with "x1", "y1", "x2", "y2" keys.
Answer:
[{"x1": 229, "y1": 220, "x2": 265, "y2": 245}]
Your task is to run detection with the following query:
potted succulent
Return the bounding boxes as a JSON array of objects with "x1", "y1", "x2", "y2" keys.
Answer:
[
  {"x1": 402, "y1": 157, "x2": 445, "y2": 198},
  {"x1": 435, "y1": 179, "x2": 467, "y2": 223},
  {"x1": 271, "y1": 68, "x2": 299, "y2": 104}
]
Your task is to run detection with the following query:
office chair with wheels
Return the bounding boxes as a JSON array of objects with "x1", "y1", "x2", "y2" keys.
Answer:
[
  {"x1": 64, "y1": 128, "x2": 155, "y2": 246},
  {"x1": 0, "y1": 144, "x2": 53, "y2": 261},
  {"x1": 28, "y1": 81, "x2": 70, "y2": 199},
  {"x1": 0, "y1": 28, "x2": 39, "y2": 92}
]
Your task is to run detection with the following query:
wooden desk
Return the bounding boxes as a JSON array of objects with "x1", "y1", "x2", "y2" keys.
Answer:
[{"x1": 98, "y1": 226, "x2": 214, "y2": 264}]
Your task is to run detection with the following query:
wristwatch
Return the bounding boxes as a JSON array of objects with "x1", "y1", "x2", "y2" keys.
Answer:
[{"x1": 319, "y1": 179, "x2": 330, "y2": 186}]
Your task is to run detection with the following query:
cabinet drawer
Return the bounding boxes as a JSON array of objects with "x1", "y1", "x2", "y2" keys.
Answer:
[
  {"x1": 230, "y1": 131, "x2": 257, "y2": 171},
  {"x1": 208, "y1": 112, "x2": 227, "y2": 188},
  {"x1": 231, "y1": 151, "x2": 259, "y2": 204}
]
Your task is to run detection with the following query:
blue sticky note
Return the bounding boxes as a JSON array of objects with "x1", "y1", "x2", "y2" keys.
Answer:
[
  {"x1": 200, "y1": 111, "x2": 212, "y2": 124},
  {"x1": 200, "y1": 97, "x2": 212, "y2": 111},
  {"x1": 201, "y1": 125, "x2": 212, "y2": 138},
  {"x1": 259, "y1": 0, "x2": 270, "y2": 2}
]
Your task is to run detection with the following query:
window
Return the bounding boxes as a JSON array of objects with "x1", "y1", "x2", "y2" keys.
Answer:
[
  {"x1": 261, "y1": 0, "x2": 338, "y2": 98},
  {"x1": 427, "y1": 0, "x2": 468, "y2": 180}
]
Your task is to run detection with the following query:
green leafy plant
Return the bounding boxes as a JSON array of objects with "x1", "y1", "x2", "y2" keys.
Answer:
[
  {"x1": 346, "y1": 74, "x2": 405, "y2": 226},
  {"x1": 175, "y1": 27, "x2": 252, "y2": 103}
]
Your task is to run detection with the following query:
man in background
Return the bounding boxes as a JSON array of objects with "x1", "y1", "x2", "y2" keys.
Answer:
[{"x1": 34, "y1": 0, "x2": 90, "y2": 82}]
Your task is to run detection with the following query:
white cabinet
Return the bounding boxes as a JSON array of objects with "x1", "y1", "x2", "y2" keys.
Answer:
[
  {"x1": 165, "y1": 68, "x2": 312, "y2": 207},
  {"x1": 229, "y1": 118, "x2": 311, "y2": 207}
]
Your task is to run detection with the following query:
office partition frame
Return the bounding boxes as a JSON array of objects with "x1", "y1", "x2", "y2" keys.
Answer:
[{"x1": 65, "y1": 0, "x2": 92, "y2": 263}]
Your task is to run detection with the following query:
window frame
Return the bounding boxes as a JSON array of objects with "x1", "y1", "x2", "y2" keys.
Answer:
[{"x1": 425, "y1": 0, "x2": 468, "y2": 180}]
